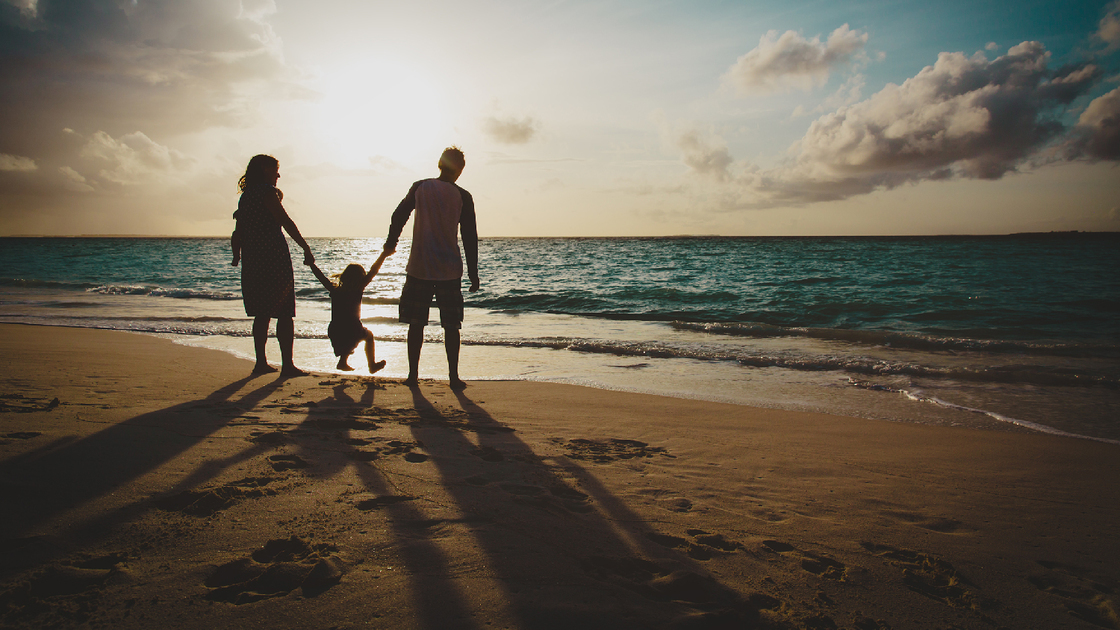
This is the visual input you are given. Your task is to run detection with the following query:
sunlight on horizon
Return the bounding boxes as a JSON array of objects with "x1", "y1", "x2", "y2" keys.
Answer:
[{"x1": 313, "y1": 58, "x2": 448, "y2": 168}]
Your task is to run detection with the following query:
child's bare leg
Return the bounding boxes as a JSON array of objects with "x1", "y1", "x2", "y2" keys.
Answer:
[
  {"x1": 363, "y1": 329, "x2": 385, "y2": 373},
  {"x1": 336, "y1": 354, "x2": 354, "y2": 371}
]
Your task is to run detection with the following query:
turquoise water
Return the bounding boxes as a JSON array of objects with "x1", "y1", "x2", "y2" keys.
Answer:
[{"x1": 1, "y1": 235, "x2": 1117, "y2": 443}]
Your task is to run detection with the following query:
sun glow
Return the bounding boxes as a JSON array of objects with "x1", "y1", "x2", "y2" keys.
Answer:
[{"x1": 315, "y1": 59, "x2": 447, "y2": 168}]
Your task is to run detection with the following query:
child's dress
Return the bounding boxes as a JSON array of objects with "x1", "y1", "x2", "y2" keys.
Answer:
[{"x1": 327, "y1": 284, "x2": 366, "y2": 357}]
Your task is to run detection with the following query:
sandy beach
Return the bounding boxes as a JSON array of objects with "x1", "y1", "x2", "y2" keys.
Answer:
[{"x1": 1, "y1": 323, "x2": 1117, "y2": 629}]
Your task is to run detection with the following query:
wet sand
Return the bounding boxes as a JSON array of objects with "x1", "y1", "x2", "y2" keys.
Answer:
[{"x1": 1, "y1": 323, "x2": 1117, "y2": 629}]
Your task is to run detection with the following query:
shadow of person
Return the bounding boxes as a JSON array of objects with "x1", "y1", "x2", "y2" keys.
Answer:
[
  {"x1": 377, "y1": 385, "x2": 768, "y2": 629},
  {"x1": 0, "y1": 374, "x2": 287, "y2": 551}
]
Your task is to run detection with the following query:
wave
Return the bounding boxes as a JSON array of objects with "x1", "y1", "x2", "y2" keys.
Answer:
[
  {"x1": 846, "y1": 378, "x2": 1120, "y2": 445},
  {"x1": 456, "y1": 336, "x2": 1120, "y2": 388},
  {"x1": 670, "y1": 321, "x2": 1120, "y2": 359},
  {"x1": 0, "y1": 278, "x2": 100, "y2": 290},
  {"x1": 87, "y1": 285, "x2": 240, "y2": 300}
]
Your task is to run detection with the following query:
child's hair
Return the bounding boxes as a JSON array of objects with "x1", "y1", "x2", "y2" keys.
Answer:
[{"x1": 338, "y1": 263, "x2": 365, "y2": 288}]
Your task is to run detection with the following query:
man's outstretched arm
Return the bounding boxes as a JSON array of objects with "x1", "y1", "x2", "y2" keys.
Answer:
[
  {"x1": 384, "y1": 181, "x2": 421, "y2": 254},
  {"x1": 459, "y1": 188, "x2": 479, "y2": 292}
]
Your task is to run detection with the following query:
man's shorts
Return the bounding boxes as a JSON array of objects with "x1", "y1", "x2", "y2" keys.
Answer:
[{"x1": 398, "y1": 275, "x2": 464, "y2": 329}]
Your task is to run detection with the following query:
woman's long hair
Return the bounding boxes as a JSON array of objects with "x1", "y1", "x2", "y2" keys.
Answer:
[{"x1": 237, "y1": 154, "x2": 283, "y2": 201}]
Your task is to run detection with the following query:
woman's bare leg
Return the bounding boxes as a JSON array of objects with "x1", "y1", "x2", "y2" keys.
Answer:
[
  {"x1": 252, "y1": 316, "x2": 277, "y2": 373},
  {"x1": 276, "y1": 317, "x2": 307, "y2": 376}
]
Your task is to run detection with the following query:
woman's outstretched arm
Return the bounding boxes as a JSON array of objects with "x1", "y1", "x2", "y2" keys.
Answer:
[{"x1": 264, "y1": 191, "x2": 314, "y2": 265}]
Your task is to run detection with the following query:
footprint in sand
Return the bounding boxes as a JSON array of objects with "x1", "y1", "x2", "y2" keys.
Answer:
[
  {"x1": 353, "y1": 495, "x2": 415, "y2": 511},
  {"x1": 267, "y1": 454, "x2": 309, "y2": 472},
  {"x1": 880, "y1": 509, "x2": 968, "y2": 534},
  {"x1": 1028, "y1": 560, "x2": 1119, "y2": 629},
  {"x1": 153, "y1": 476, "x2": 280, "y2": 517},
  {"x1": 205, "y1": 536, "x2": 345, "y2": 604},
  {"x1": 762, "y1": 540, "x2": 847, "y2": 581},
  {"x1": 555, "y1": 438, "x2": 673, "y2": 463},
  {"x1": 645, "y1": 529, "x2": 745, "y2": 561},
  {"x1": 861, "y1": 542, "x2": 986, "y2": 611}
]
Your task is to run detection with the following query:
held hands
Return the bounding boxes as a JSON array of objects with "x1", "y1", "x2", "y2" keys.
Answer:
[{"x1": 303, "y1": 249, "x2": 315, "y2": 266}]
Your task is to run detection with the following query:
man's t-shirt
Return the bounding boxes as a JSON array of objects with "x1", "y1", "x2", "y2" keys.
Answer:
[{"x1": 385, "y1": 178, "x2": 478, "y2": 282}]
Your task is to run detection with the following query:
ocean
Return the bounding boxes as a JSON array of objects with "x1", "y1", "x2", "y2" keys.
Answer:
[{"x1": 1, "y1": 235, "x2": 1117, "y2": 444}]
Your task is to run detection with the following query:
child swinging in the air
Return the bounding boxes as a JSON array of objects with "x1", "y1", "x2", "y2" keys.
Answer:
[{"x1": 308, "y1": 252, "x2": 390, "y2": 373}]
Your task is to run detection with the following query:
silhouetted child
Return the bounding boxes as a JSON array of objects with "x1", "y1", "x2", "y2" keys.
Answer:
[{"x1": 308, "y1": 252, "x2": 390, "y2": 373}]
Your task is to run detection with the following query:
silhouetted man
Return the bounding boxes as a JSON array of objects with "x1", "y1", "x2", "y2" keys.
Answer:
[{"x1": 383, "y1": 147, "x2": 479, "y2": 390}]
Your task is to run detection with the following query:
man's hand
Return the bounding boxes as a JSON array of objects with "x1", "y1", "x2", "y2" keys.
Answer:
[
  {"x1": 469, "y1": 278, "x2": 480, "y2": 293},
  {"x1": 303, "y1": 249, "x2": 315, "y2": 265}
]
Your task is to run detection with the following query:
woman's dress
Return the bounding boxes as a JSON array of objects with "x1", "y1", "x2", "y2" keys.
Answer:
[{"x1": 235, "y1": 186, "x2": 295, "y2": 318}]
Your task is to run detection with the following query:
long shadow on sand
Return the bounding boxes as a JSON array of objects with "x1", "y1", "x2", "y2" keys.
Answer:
[{"x1": 0, "y1": 373, "x2": 291, "y2": 555}]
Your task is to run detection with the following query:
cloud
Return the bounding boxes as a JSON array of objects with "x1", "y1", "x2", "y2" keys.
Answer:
[
  {"x1": 682, "y1": 42, "x2": 1108, "y2": 207},
  {"x1": 676, "y1": 130, "x2": 733, "y2": 182},
  {"x1": 0, "y1": 0, "x2": 296, "y2": 159},
  {"x1": 652, "y1": 110, "x2": 732, "y2": 181},
  {"x1": 482, "y1": 115, "x2": 541, "y2": 144},
  {"x1": 58, "y1": 166, "x2": 94, "y2": 192},
  {"x1": 78, "y1": 130, "x2": 191, "y2": 186},
  {"x1": 1096, "y1": 1, "x2": 1120, "y2": 52},
  {"x1": 724, "y1": 24, "x2": 868, "y2": 95},
  {"x1": 0, "y1": 153, "x2": 36, "y2": 171},
  {"x1": 1066, "y1": 87, "x2": 1120, "y2": 160},
  {"x1": 985, "y1": 42, "x2": 1000, "y2": 51}
]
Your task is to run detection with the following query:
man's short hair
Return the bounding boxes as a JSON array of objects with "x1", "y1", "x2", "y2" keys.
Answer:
[{"x1": 439, "y1": 146, "x2": 465, "y2": 172}]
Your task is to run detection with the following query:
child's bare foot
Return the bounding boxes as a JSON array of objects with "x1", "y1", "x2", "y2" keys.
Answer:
[
  {"x1": 252, "y1": 363, "x2": 278, "y2": 375},
  {"x1": 337, "y1": 363, "x2": 354, "y2": 371},
  {"x1": 449, "y1": 378, "x2": 467, "y2": 391},
  {"x1": 369, "y1": 360, "x2": 386, "y2": 374}
]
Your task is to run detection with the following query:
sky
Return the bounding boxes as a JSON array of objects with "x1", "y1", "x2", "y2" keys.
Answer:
[{"x1": 0, "y1": 0, "x2": 1118, "y2": 237}]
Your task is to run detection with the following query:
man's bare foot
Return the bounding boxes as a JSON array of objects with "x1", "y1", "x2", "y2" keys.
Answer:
[
  {"x1": 369, "y1": 360, "x2": 386, "y2": 374},
  {"x1": 449, "y1": 378, "x2": 467, "y2": 391},
  {"x1": 402, "y1": 376, "x2": 419, "y2": 387},
  {"x1": 280, "y1": 366, "x2": 309, "y2": 377},
  {"x1": 252, "y1": 363, "x2": 278, "y2": 375}
]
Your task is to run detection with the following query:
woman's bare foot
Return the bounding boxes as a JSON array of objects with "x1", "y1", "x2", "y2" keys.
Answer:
[
  {"x1": 252, "y1": 363, "x2": 278, "y2": 375},
  {"x1": 449, "y1": 378, "x2": 467, "y2": 391},
  {"x1": 402, "y1": 376, "x2": 419, "y2": 387},
  {"x1": 369, "y1": 360, "x2": 386, "y2": 374}
]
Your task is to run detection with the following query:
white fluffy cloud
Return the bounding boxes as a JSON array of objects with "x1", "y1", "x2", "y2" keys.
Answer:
[
  {"x1": 78, "y1": 131, "x2": 192, "y2": 186},
  {"x1": 0, "y1": 153, "x2": 36, "y2": 171},
  {"x1": 1096, "y1": 1, "x2": 1120, "y2": 52},
  {"x1": 0, "y1": 0, "x2": 294, "y2": 157},
  {"x1": 685, "y1": 42, "x2": 1107, "y2": 207},
  {"x1": 482, "y1": 115, "x2": 541, "y2": 144},
  {"x1": 724, "y1": 24, "x2": 868, "y2": 95},
  {"x1": 1068, "y1": 87, "x2": 1120, "y2": 160}
]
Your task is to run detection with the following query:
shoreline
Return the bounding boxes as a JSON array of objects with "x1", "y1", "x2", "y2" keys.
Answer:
[{"x1": 1, "y1": 323, "x2": 1118, "y2": 629}]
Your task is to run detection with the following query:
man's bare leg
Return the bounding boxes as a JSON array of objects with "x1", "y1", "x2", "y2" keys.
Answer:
[
  {"x1": 445, "y1": 327, "x2": 465, "y2": 390},
  {"x1": 404, "y1": 323, "x2": 424, "y2": 386}
]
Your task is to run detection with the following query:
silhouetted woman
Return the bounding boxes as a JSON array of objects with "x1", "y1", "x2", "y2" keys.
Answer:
[{"x1": 232, "y1": 154, "x2": 314, "y2": 376}]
